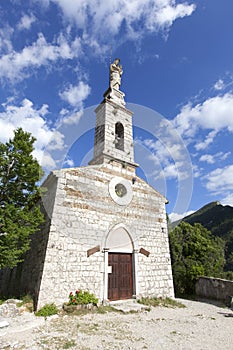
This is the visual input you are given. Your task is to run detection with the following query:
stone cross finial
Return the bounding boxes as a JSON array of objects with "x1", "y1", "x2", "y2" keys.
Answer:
[{"x1": 110, "y1": 58, "x2": 123, "y2": 90}]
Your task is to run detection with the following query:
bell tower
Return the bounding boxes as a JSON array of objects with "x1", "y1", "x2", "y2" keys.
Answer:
[{"x1": 89, "y1": 58, "x2": 138, "y2": 169}]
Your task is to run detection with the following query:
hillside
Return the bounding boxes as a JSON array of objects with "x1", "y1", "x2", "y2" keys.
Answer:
[
  {"x1": 182, "y1": 201, "x2": 233, "y2": 238},
  {"x1": 172, "y1": 201, "x2": 233, "y2": 271}
]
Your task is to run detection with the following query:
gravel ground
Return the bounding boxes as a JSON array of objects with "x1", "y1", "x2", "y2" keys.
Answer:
[{"x1": 0, "y1": 298, "x2": 233, "y2": 350}]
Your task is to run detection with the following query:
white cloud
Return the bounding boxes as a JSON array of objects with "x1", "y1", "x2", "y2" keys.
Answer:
[
  {"x1": 221, "y1": 152, "x2": 231, "y2": 161},
  {"x1": 45, "y1": 130, "x2": 65, "y2": 151},
  {"x1": 195, "y1": 130, "x2": 218, "y2": 151},
  {"x1": 143, "y1": 139, "x2": 179, "y2": 179},
  {"x1": 199, "y1": 152, "x2": 231, "y2": 164},
  {"x1": 59, "y1": 82, "x2": 91, "y2": 107},
  {"x1": 214, "y1": 79, "x2": 225, "y2": 91},
  {"x1": 58, "y1": 81, "x2": 90, "y2": 125},
  {"x1": 17, "y1": 14, "x2": 36, "y2": 31},
  {"x1": 0, "y1": 98, "x2": 65, "y2": 169},
  {"x1": 191, "y1": 164, "x2": 202, "y2": 178},
  {"x1": 0, "y1": 25, "x2": 13, "y2": 54},
  {"x1": 0, "y1": 33, "x2": 81, "y2": 81},
  {"x1": 63, "y1": 157, "x2": 74, "y2": 167},
  {"x1": 45, "y1": 0, "x2": 195, "y2": 43},
  {"x1": 203, "y1": 164, "x2": 233, "y2": 193},
  {"x1": 174, "y1": 93, "x2": 233, "y2": 145},
  {"x1": 160, "y1": 162, "x2": 179, "y2": 179},
  {"x1": 169, "y1": 210, "x2": 195, "y2": 223},
  {"x1": 199, "y1": 154, "x2": 215, "y2": 164},
  {"x1": 177, "y1": 92, "x2": 233, "y2": 196},
  {"x1": 221, "y1": 193, "x2": 233, "y2": 207},
  {"x1": 61, "y1": 110, "x2": 84, "y2": 125},
  {"x1": 140, "y1": 122, "x2": 192, "y2": 181},
  {"x1": 0, "y1": 1, "x2": 195, "y2": 82},
  {"x1": 155, "y1": 2, "x2": 195, "y2": 28},
  {"x1": 33, "y1": 149, "x2": 57, "y2": 169}
]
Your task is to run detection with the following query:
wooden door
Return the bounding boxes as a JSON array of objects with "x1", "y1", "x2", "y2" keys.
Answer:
[{"x1": 108, "y1": 253, "x2": 133, "y2": 301}]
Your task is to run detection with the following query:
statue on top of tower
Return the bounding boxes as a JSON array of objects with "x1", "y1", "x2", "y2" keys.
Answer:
[{"x1": 110, "y1": 58, "x2": 123, "y2": 90}]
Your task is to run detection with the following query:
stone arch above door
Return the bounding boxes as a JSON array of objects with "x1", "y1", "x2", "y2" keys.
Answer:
[{"x1": 106, "y1": 225, "x2": 133, "y2": 253}]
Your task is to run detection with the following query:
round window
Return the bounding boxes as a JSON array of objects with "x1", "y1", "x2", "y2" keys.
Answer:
[
  {"x1": 115, "y1": 183, "x2": 127, "y2": 197},
  {"x1": 109, "y1": 177, "x2": 133, "y2": 206}
]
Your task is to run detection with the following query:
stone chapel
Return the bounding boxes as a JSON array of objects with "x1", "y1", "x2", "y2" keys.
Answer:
[{"x1": 0, "y1": 59, "x2": 174, "y2": 309}]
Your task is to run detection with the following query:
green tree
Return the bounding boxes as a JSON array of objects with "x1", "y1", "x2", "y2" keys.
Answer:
[
  {"x1": 224, "y1": 234, "x2": 233, "y2": 271},
  {"x1": 169, "y1": 222, "x2": 225, "y2": 295},
  {"x1": 0, "y1": 128, "x2": 44, "y2": 268}
]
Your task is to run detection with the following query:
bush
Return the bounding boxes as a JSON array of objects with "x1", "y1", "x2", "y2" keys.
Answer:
[
  {"x1": 35, "y1": 303, "x2": 59, "y2": 317},
  {"x1": 218, "y1": 271, "x2": 233, "y2": 281},
  {"x1": 68, "y1": 290, "x2": 98, "y2": 306}
]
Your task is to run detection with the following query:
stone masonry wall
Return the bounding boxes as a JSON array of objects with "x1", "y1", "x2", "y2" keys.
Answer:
[
  {"x1": 91, "y1": 99, "x2": 135, "y2": 166},
  {"x1": 195, "y1": 277, "x2": 233, "y2": 302},
  {"x1": 36, "y1": 161, "x2": 174, "y2": 308}
]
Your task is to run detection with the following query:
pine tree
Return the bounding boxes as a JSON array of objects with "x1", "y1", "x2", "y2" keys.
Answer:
[{"x1": 0, "y1": 128, "x2": 44, "y2": 268}]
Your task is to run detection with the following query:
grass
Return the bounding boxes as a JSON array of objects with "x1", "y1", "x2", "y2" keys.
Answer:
[
  {"x1": 76, "y1": 322, "x2": 99, "y2": 335},
  {"x1": 63, "y1": 304, "x2": 119, "y2": 316},
  {"x1": 96, "y1": 305, "x2": 120, "y2": 314},
  {"x1": 39, "y1": 336, "x2": 76, "y2": 349},
  {"x1": 35, "y1": 303, "x2": 59, "y2": 317},
  {"x1": 63, "y1": 339, "x2": 76, "y2": 349},
  {"x1": 138, "y1": 297, "x2": 186, "y2": 308}
]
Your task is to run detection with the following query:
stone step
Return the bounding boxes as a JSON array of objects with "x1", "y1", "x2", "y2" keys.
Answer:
[{"x1": 109, "y1": 299, "x2": 149, "y2": 313}]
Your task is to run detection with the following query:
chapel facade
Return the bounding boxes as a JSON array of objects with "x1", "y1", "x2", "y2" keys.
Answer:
[{"x1": 0, "y1": 59, "x2": 174, "y2": 308}]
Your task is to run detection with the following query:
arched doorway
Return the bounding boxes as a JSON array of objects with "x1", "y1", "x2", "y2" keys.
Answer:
[{"x1": 105, "y1": 226, "x2": 134, "y2": 301}]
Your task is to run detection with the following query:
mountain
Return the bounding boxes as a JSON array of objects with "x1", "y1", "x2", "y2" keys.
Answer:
[
  {"x1": 182, "y1": 201, "x2": 233, "y2": 238},
  {"x1": 172, "y1": 201, "x2": 233, "y2": 271}
]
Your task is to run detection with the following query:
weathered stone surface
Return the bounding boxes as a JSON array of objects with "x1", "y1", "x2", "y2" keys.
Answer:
[
  {"x1": 196, "y1": 277, "x2": 233, "y2": 303},
  {"x1": 63, "y1": 303, "x2": 97, "y2": 313},
  {"x1": 31, "y1": 162, "x2": 174, "y2": 308},
  {"x1": 0, "y1": 159, "x2": 174, "y2": 309},
  {"x1": 0, "y1": 320, "x2": 9, "y2": 328},
  {"x1": 0, "y1": 79, "x2": 174, "y2": 310},
  {"x1": 0, "y1": 302, "x2": 19, "y2": 317},
  {"x1": 5, "y1": 299, "x2": 21, "y2": 305}
]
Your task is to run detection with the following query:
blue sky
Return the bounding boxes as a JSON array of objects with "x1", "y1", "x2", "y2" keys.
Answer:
[{"x1": 0, "y1": 0, "x2": 233, "y2": 220}]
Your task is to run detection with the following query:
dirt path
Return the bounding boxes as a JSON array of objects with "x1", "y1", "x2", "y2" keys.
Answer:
[{"x1": 0, "y1": 299, "x2": 233, "y2": 349}]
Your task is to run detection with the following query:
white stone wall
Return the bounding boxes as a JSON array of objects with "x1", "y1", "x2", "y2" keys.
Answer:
[
  {"x1": 37, "y1": 162, "x2": 174, "y2": 308},
  {"x1": 91, "y1": 99, "x2": 135, "y2": 166},
  {"x1": 0, "y1": 83, "x2": 174, "y2": 309}
]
